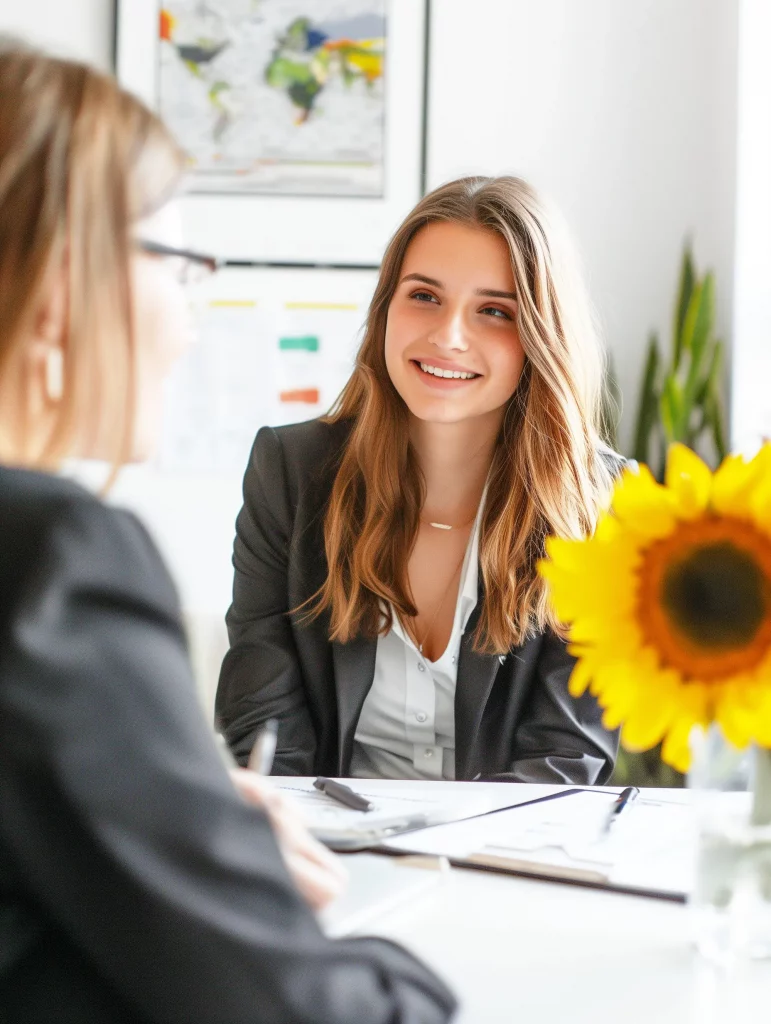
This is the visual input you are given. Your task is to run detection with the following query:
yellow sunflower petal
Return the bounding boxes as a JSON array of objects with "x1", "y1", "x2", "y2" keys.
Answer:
[
  {"x1": 664, "y1": 443, "x2": 713, "y2": 518},
  {"x1": 749, "y1": 690, "x2": 771, "y2": 747},
  {"x1": 748, "y1": 476, "x2": 771, "y2": 536},
  {"x1": 567, "y1": 657, "x2": 593, "y2": 698},
  {"x1": 714, "y1": 674, "x2": 767, "y2": 749},
  {"x1": 611, "y1": 464, "x2": 677, "y2": 540},
  {"x1": 618, "y1": 673, "x2": 678, "y2": 752},
  {"x1": 660, "y1": 714, "x2": 700, "y2": 773},
  {"x1": 711, "y1": 448, "x2": 769, "y2": 519}
]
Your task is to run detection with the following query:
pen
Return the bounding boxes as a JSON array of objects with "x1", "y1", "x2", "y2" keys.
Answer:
[
  {"x1": 602, "y1": 785, "x2": 639, "y2": 833},
  {"x1": 313, "y1": 777, "x2": 373, "y2": 812},
  {"x1": 247, "y1": 718, "x2": 279, "y2": 776}
]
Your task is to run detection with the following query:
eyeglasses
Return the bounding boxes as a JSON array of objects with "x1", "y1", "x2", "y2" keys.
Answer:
[{"x1": 137, "y1": 240, "x2": 223, "y2": 286}]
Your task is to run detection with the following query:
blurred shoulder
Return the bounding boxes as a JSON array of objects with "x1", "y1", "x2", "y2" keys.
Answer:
[{"x1": 0, "y1": 465, "x2": 178, "y2": 614}]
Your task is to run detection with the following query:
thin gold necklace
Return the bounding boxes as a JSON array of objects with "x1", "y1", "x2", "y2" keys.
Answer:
[{"x1": 419, "y1": 513, "x2": 477, "y2": 531}]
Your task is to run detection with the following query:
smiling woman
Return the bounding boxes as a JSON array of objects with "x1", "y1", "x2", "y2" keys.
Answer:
[
  {"x1": 384, "y1": 223, "x2": 526, "y2": 427},
  {"x1": 217, "y1": 175, "x2": 623, "y2": 785}
]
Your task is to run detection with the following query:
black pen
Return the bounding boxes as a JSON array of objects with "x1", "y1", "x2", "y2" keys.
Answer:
[
  {"x1": 602, "y1": 785, "x2": 640, "y2": 833},
  {"x1": 313, "y1": 777, "x2": 373, "y2": 812}
]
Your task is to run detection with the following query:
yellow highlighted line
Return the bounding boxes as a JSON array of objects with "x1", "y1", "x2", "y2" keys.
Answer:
[{"x1": 209, "y1": 299, "x2": 258, "y2": 308}]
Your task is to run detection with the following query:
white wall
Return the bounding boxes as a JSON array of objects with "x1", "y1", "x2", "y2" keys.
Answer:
[
  {"x1": 428, "y1": 0, "x2": 738, "y2": 452},
  {"x1": 0, "y1": 0, "x2": 112, "y2": 68},
  {"x1": 0, "y1": 1, "x2": 743, "y2": 706},
  {"x1": 0, "y1": 0, "x2": 742, "y2": 450},
  {"x1": 731, "y1": 0, "x2": 771, "y2": 453}
]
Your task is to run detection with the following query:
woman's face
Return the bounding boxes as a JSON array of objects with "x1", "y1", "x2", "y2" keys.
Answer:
[
  {"x1": 129, "y1": 198, "x2": 196, "y2": 461},
  {"x1": 384, "y1": 221, "x2": 526, "y2": 429}
]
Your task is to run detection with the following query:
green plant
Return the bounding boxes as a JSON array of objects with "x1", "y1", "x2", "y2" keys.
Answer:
[
  {"x1": 611, "y1": 245, "x2": 728, "y2": 790},
  {"x1": 632, "y1": 244, "x2": 727, "y2": 480}
]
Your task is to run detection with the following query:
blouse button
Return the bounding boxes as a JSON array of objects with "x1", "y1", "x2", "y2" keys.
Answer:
[
  {"x1": 451, "y1": 655, "x2": 457, "y2": 665},
  {"x1": 415, "y1": 711, "x2": 427, "y2": 723},
  {"x1": 424, "y1": 749, "x2": 434, "y2": 758},
  {"x1": 417, "y1": 662, "x2": 426, "y2": 672}
]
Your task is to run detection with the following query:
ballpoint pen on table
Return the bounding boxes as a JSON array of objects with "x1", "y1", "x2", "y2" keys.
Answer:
[
  {"x1": 313, "y1": 777, "x2": 373, "y2": 812},
  {"x1": 247, "y1": 718, "x2": 279, "y2": 776},
  {"x1": 602, "y1": 785, "x2": 639, "y2": 834}
]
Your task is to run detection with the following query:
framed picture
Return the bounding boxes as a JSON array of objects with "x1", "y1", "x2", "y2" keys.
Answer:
[{"x1": 115, "y1": 0, "x2": 428, "y2": 265}]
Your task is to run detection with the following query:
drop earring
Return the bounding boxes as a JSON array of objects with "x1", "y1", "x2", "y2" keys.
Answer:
[{"x1": 44, "y1": 348, "x2": 64, "y2": 402}]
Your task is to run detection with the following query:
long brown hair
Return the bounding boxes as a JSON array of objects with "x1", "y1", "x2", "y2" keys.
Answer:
[
  {"x1": 311, "y1": 175, "x2": 614, "y2": 654},
  {"x1": 0, "y1": 39, "x2": 185, "y2": 472}
]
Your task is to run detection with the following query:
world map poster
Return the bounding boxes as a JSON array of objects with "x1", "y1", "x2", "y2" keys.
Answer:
[{"x1": 157, "y1": 0, "x2": 387, "y2": 196}]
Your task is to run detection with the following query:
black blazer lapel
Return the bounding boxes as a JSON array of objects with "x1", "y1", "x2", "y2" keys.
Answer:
[
  {"x1": 332, "y1": 636, "x2": 377, "y2": 775},
  {"x1": 454, "y1": 598, "x2": 502, "y2": 780}
]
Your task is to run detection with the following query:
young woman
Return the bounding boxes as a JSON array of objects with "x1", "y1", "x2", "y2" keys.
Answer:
[
  {"x1": 217, "y1": 176, "x2": 621, "y2": 784},
  {"x1": 0, "y1": 42, "x2": 454, "y2": 1023}
]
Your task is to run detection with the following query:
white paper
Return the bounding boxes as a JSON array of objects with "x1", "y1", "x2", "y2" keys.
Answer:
[
  {"x1": 276, "y1": 778, "x2": 546, "y2": 849},
  {"x1": 383, "y1": 791, "x2": 696, "y2": 897}
]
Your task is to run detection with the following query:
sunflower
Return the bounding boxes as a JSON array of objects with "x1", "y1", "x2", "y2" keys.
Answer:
[{"x1": 539, "y1": 443, "x2": 771, "y2": 772}]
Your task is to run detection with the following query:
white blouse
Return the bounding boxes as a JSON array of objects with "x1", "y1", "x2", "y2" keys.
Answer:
[{"x1": 350, "y1": 505, "x2": 483, "y2": 781}]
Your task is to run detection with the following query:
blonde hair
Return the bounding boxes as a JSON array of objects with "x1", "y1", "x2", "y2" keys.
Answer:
[
  {"x1": 0, "y1": 40, "x2": 185, "y2": 472},
  {"x1": 311, "y1": 175, "x2": 614, "y2": 653}
]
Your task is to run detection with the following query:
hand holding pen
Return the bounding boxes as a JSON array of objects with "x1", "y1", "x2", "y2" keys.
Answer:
[{"x1": 230, "y1": 720, "x2": 347, "y2": 909}]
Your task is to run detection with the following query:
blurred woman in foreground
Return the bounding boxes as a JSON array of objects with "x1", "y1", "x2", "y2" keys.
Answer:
[{"x1": 0, "y1": 42, "x2": 454, "y2": 1024}]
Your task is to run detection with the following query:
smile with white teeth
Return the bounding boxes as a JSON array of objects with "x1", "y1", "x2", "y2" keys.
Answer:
[{"x1": 417, "y1": 362, "x2": 479, "y2": 380}]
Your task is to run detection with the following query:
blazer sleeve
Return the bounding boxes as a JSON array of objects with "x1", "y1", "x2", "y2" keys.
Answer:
[
  {"x1": 216, "y1": 426, "x2": 317, "y2": 772},
  {"x1": 0, "y1": 498, "x2": 455, "y2": 1024},
  {"x1": 502, "y1": 632, "x2": 618, "y2": 785}
]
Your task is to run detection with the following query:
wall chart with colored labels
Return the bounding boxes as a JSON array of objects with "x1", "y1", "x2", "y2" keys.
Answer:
[{"x1": 158, "y1": 266, "x2": 377, "y2": 473}]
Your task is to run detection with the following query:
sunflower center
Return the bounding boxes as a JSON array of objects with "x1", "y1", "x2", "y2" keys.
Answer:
[
  {"x1": 637, "y1": 516, "x2": 771, "y2": 681},
  {"x1": 662, "y1": 542, "x2": 766, "y2": 648}
]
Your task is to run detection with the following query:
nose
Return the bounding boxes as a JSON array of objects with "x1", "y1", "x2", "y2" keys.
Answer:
[{"x1": 429, "y1": 303, "x2": 468, "y2": 353}]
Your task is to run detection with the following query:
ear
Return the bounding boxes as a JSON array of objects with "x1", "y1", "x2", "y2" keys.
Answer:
[
  {"x1": 33, "y1": 266, "x2": 67, "y2": 347},
  {"x1": 28, "y1": 269, "x2": 68, "y2": 402}
]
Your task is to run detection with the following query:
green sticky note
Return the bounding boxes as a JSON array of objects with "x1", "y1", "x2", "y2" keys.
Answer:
[{"x1": 279, "y1": 336, "x2": 319, "y2": 352}]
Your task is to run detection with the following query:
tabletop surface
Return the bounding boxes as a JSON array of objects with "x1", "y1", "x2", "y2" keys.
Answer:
[{"x1": 319, "y1": 782, "x2": 771, "y2": 1024}]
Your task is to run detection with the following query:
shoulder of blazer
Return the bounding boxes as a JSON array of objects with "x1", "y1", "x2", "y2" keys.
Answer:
[
  {"x1": 0, "y1": 466, "x2": 180, "y2": 625},
  {"x1": 267, "y1": 417, "x2": 354, "y2": 503},
  {"x1": 0, "y1": 467, "x2": 97, "y2": 574}
]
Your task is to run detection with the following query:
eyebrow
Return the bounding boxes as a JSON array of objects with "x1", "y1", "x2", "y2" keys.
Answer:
[{"x1": 399, "y1": 272, "x2": 517, "y2": 301}]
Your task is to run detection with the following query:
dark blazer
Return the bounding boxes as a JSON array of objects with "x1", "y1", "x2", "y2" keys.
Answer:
[
  {"x1": 216, "y1": 419, "x2": 619, "y2": 783},
  {"x1": 0, "y1": 466, "x2": 454, "y2": 1024}
]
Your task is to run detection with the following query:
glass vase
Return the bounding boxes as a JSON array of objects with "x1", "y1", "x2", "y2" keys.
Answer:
[{"x1": 688, "y1": 725, "x2": 771, "y2": 964}]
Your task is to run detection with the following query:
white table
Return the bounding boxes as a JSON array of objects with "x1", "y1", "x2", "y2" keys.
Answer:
[{"x1": 327, "y1": 782, "x2": 771, "y2": 1024}]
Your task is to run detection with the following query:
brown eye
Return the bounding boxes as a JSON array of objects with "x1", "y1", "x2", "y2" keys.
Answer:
[{"x1": 480, "y1": 306, "x2": 512, "y2": 320}]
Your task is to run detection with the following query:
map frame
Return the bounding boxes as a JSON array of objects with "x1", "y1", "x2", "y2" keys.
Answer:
[{"x1": 115, "y1": 0, "x2": 427, "y2": 265}]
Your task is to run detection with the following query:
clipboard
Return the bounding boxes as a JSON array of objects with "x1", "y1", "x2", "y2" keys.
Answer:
[{"x1": 377, "y1": 788, "x2": 694, "y2": 903}]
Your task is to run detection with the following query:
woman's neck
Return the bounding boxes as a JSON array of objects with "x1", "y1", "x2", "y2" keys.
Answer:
[{"x1": 409, "y1": 412, "x2": 502, "y2": 526}]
